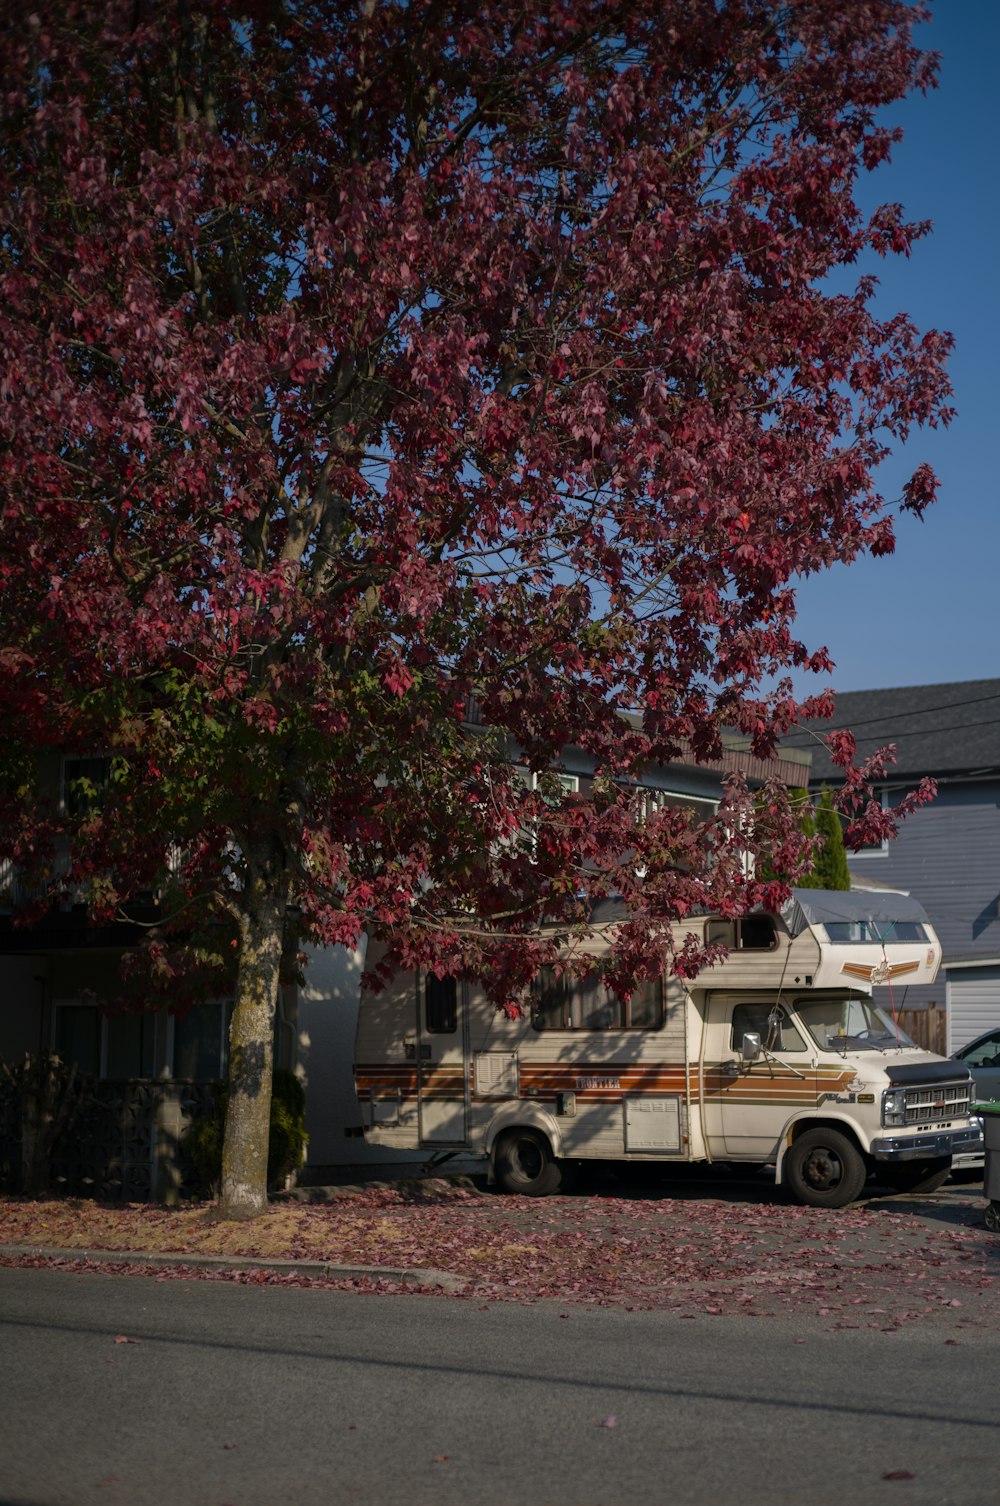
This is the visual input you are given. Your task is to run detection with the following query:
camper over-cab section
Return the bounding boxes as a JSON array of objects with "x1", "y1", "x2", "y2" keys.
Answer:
[{"x1": 354, "y1": 891, "x2": 980, "y2": 1208}]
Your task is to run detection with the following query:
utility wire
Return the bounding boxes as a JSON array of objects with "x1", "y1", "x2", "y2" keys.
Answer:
[{"x1": 783, "y1": 687, "x2": 1000, "y2": 745}]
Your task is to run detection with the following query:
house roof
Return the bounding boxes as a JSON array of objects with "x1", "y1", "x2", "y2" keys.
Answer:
[
  {"x1": 785, "y1": 679, "x2": 1000, "y2": 783},
  {"x1": 463, "y1": 695, "x2": 811, "y2": 789}
]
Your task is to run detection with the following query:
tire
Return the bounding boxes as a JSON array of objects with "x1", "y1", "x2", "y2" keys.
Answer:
[
  {"x1": 784, "y1": 1127, "x2": 868, "y2": 1209},
  {"x1": 494, "y1": 1129, "x2": 564, "y2": 1196},
  {"x1": 985, "y1": 1202, "x2": 1000, "y2": 1234},
  {"x1": 881, "y1": 1158, "x2": 951, "y2": 1196}
]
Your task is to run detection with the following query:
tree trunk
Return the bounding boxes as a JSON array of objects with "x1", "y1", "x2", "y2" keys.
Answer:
[{"x1": 218, "y1": 838, "x2": 290, "y2": 1220}]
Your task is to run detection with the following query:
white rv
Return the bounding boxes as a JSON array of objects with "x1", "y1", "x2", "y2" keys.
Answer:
[{"x1": 353, "y1": 890, "x2": 982, "y2": 1207}]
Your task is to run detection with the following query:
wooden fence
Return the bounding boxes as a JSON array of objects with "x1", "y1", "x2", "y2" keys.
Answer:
[{"x1": 895, "y1": 1006, "x2": 947, "y2": 1057}]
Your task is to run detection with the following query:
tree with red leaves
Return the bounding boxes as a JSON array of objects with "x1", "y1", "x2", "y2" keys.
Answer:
[{"x1": 0, "y1": 1, "x2": 948, "y2": 1217}]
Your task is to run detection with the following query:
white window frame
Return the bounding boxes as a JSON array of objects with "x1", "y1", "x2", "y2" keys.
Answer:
[
  {"x1": 636, "y1": 786, "x2": 717, "y2": 824},
  {"x1": 846, "y1": 786, "x2": 889, "y2": 859},
  {"x1": 513, "y1": 769, "x2": 580, "y2": 863},
  {"x1": 521, "y1": 770, "x2": 580, "y2": 798}
]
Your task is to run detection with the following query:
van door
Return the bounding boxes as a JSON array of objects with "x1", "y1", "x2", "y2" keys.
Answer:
[
  {"x1": 701, "y1": 993, "x2": 816, "y2": 1158},
  {"x1": 416, "y1": 973, "x2": 471, "y2": 1146}
]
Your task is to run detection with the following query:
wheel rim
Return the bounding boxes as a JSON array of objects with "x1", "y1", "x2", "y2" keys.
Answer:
[
  {"x1": 802, "y1": 1145, "x2": 845, "y2": 1192},
  {"x1": 512, "y1": 1138, "x2": 543, "y2": 1181}
]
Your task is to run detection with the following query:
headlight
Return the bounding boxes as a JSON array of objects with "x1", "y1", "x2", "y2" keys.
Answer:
[{"x1": 882, "y1": 1089, "x2": 908, "y2": 1128}]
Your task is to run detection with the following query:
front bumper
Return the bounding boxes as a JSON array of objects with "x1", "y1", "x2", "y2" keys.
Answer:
[{"x1": 869, "y1": 1124, "x2": 984, "y2": 1163}]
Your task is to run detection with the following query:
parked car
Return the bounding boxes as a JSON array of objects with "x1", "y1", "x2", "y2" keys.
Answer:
[
  {"x1": 954, "y1": 1027, "x2": 1000, "y2": 1103},
  {"x1": 950, "y1": 1027, "x2": 1000, "y2": 1180}
]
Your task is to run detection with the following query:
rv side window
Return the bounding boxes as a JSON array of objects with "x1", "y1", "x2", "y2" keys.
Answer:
[
  {"x1": 531, "y1": 970, "x2": 664, "y2": 1031},
  {"x1": 730, "y1": 1003, "x2": 806, "y2": 1053},
  {"x1": 739, "y1": 916, "x2": 776, "y2": 950},
  {"x1": 531, "y1": 969, "x2": 569, "y2": 1030},
  {"x1": 823, "y1": 920, "x2": 927, "y2": 944},
  {"x1": 626, "y1": 978, "x2": 665, "y2": 1029},
  {"x1": 425, "y1": 974, "x2": 457, "y2": 1034},
  {"x1": 706, "y1": 917, "x2": 776, "y2": 950},
  {"x1": 706, "y1": 920, "x2": 735, "y2": 949},
  {"x1": 572, "y1": 975, "x2": 622, "y2": 1029}
]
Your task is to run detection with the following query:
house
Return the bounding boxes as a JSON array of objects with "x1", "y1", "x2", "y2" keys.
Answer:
[
  {"x1": 0, "y1": 724, "x2": 811, "y2": 1195},
  {"x1": 789, "y1": 678, "x2": 1000, "y2": 1055}
]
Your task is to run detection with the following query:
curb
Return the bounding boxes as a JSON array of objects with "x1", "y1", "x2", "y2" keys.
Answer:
[{"x1": 0, "y1": 1243, "x2": 468, "y2": 1292}]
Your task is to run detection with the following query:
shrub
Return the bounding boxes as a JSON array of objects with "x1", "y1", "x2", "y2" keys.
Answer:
[{"x1": 183, "y1": 1068, "x2": 307, "y2": 1196}]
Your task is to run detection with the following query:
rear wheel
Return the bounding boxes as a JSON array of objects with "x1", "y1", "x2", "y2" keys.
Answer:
[
  {"x1": 784, "y1": 1127, "x2": 867, "y2": 1209},
  {"x1": 494, "y1": 1129, "x2": 563, "y2": 1196},
  {"x1": 881, "y1": 1158, "x2": 951, "y2": 1195}
]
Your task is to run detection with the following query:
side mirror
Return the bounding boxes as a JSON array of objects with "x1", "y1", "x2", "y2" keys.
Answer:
[{"x1": 741, "y1": 1031, "x2": 762, "y2": 1063}]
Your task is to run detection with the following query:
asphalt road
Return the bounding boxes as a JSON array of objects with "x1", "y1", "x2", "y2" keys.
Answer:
[{"x1": 1, "y1": 1266, "x2": 998, "y2": 1506}]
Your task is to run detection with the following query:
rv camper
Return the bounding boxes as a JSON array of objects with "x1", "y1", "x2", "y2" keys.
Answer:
[{"x1": 353, "y1": 890, "x2": 982, "y2": 1207}]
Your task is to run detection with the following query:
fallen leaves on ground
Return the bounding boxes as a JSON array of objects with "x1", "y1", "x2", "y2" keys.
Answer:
[{"x1": 1, "y1": 1179, "x2": 997, "y2": 1327}]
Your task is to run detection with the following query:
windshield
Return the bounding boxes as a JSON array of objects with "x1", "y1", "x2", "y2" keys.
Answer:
[{"x1": 796, "y1": 997, "x2": 915, "y2": 1052}]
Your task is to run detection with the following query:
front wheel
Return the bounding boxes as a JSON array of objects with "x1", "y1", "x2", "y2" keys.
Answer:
[
  {"x1": 494, "y1": 1129, "x2": 564, "y2": 1196},
  {"x1": 784, "y1": 1127, "x2": 868, "y2": 1209},
  {"x1": 880, "y1": 1158, "x2": 951, "y2": 1195}
]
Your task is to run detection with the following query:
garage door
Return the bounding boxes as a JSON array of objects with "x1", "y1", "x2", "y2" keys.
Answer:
[{"x1": 947, "y1": 966, "x2": 1000, "y2": 1053}]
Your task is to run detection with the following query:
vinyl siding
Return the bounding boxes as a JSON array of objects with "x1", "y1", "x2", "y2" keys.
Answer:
[{"x1": 842, "y1": 779, "x2": 1000, "y2": 1009}]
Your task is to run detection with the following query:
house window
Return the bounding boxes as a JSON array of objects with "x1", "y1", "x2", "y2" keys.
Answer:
[
  {"x1": 513, "y1": 770, "x2": 581, "y2": 862},
  {"x1": 52, "y1": 1003, "x2": 156, "y2": 1079},
  {"x1": 105, "y1": 1012, "x2": 156, "y2": 1078},
  {"x1": 636, "y1": 788, "x2": 716, "y2": 824},
  {"x1": 54, "y1": 1003, "x2": 101, "y2": 1077},
  {"x1": 425, "y1": 974, "x2": 457, "y2": 1034},
  {"x1": 169, "y1": 997, "x2": 287, "y2": 1080},
  {"x1": 531, "y1": 968, "x2": 664, "y2": 1031},
  {"x1": 173, "y1": 1003, "x2": 231, "y2": 1080},
  {"x1": 62, "y1": 756, "x2": 111, "y2": 817},
  {"x1": 518, "y1": 769, "x2": 580, "y2": 801},
  {"x1": 847, "y1": 786, "x2": 888, "y2": 857}
]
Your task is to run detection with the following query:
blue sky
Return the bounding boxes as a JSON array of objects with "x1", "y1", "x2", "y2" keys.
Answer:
[{"x1": 786, "y1": 0, "x2": 999, "y2": 697}]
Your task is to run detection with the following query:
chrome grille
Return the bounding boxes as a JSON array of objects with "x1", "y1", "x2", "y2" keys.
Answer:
[{"x1": 904, "y1": 1079, "x2": 972, "y2": 1125}]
